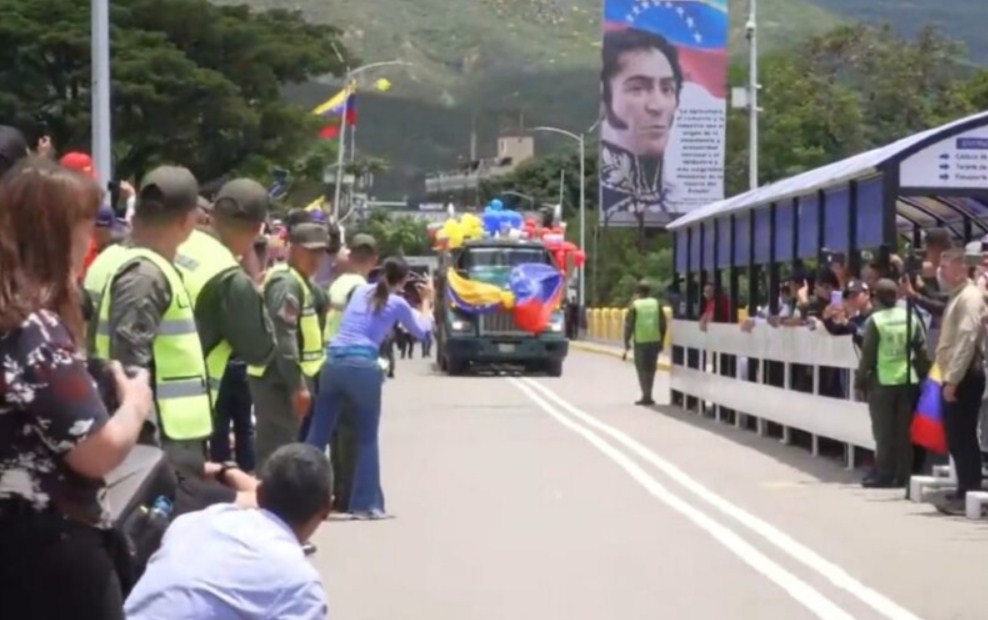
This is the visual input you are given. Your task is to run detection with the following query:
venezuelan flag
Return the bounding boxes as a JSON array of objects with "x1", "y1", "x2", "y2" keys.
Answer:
[
  {"x1": 446, "y1": 269, "x2": 512, "y2": 314},
  {"x1": 911, "y1": 363, "x2": 948, "y2": 454},
  {"x1": 313, "y1": 84, "x2": 357, "y2": 139}
]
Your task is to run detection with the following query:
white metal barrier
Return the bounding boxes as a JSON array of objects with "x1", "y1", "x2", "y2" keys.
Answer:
[{"x1": 669, "y1": 319, "x2": 874, "y2": 454}]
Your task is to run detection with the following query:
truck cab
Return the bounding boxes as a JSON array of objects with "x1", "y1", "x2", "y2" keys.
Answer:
[{"x1": 435, "y1": 238, "x2": 569, "y2": 376}]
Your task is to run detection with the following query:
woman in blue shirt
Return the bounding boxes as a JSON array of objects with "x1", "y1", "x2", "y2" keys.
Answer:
[{"x1": 306, "y1": 258, "x2": 433, "y2": 519}]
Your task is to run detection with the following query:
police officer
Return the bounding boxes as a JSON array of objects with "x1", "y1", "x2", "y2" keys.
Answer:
[
  {"x1": 855, "y1": 279, "x2": 930, "y2": 488},
  {"x1": 248, "y1": 222, "x2": 329, "y2": 469},
  {"x1": 623, "y1": 280, "x2": 667, "y2": 406},
  {"x1": 92, "y1": 166, "x2": 257, "y2": 513},
  {"x1": 174, "y1": 179, "x2": 277, "y2": 472}
]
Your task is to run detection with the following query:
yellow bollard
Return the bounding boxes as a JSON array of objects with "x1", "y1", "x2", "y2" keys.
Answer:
[{"x1": 662, "y1": 306, "x2": 672, "y2": 351}]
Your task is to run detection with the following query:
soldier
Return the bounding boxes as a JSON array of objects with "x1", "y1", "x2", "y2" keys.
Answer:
[
  {"x1": 855, "y1": 279, "x2": 929, "y2": 488},
  {"x1": 623, "y1": 279, "x2": 667, "y2": 406},
  {"x1": 92, "y1": 166, "x2": 257, "y2": 514},
  {"x1": 174, "y1": 179, "x2": 277, "y2": 472},
  {"x1": 247, "y1": 223, "x2": 329, "y2": 469}
]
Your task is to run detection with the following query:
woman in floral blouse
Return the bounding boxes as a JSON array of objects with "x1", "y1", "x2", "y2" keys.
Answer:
[{"x1": 0, "y1": 157, "x2": 153, "y2": 620}]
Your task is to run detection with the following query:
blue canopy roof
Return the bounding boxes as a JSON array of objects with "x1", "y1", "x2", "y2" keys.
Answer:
[{"x1": 669, "y1": 110, "x2": 988, "y2": 231}]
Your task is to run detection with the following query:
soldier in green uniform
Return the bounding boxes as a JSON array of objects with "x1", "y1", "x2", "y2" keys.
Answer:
[
  {"x1": 247, "y1": 223, "x2": 329, "y2": 469},
  {"x1": 855, "y1": 279, "x2": 930, "y2": 488},
  {"x1": 92, "y1": 166, "x2": 258, "y2": 514},
  {"x1": 174, "y1": 178, "x2": 277, "y2": 472},
  {"x1": 623, "y1": 280, "x2": 667, "y2": 406}
]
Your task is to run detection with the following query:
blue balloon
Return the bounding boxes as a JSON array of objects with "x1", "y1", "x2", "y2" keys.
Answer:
[
  {"x1": 482, "y1": 211, "x2": 501, "y2": 235},
  {"x1": 506, "y1": 211, "x2": 523, "y2": 229},
  {"x1": 489, "y1": 199, "x2": 504, "y2": 211}
]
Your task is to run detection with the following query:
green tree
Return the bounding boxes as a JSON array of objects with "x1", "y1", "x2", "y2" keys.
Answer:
[
  {"x1": 0, "y1": 0, "x2": 354, "y2": 182},
  {"x1": 350, "y1": 208, "x2": 432, "y2": 256}
]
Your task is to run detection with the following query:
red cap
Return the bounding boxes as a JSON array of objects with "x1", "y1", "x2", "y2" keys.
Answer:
[{"x1": 60, "y1": 151, "x2": 97, "y2": 179}]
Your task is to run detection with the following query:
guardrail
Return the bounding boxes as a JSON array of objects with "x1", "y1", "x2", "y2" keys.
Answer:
[
  {"x1": 585, "y1": 307, "x2": 674, "y2": 350},
  {"x1": 669, "y1": 319, "x2": 873, "y2": 463}
]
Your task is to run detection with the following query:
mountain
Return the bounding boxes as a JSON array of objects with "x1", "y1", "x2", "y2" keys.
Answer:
[
  {"x1": 809, "y1": 0, "x2": 987, "y2": 62},
  {"x1": 241, "y1": 0, "x2": 981, "y2": 197}
]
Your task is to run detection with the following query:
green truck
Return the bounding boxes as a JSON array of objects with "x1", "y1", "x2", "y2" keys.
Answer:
[{"x1": 434, "y1": 238, "x2": 569, "y2": 376}]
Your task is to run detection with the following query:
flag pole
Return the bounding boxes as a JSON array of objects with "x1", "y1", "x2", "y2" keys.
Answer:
[{"x1": 331, "y1": 76, "x2": 351, "y2": 222}]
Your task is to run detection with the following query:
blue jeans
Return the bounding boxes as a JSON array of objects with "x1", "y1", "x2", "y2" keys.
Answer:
[
  {"x1": 306, "y1": 358, "x2": 384, "y2": 513},
  {"x1": 210, "y1": 361, "x2": 255, "y2": 471}
]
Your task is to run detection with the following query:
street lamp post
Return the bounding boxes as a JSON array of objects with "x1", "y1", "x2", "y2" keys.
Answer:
[
  {"x1": 331, "y1": 60, "x2": 411, "y2": 221},
  {"x1": 530, "y1": 126, "x2": 586, "y2": 311},
  {"x1": 91, "y1": 0, "x2": 112, "y2": 189}
]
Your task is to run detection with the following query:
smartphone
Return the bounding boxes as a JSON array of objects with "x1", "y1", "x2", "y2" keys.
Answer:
[{"x1": 830, "y1": 291, "x2": 842, "y2": 307}]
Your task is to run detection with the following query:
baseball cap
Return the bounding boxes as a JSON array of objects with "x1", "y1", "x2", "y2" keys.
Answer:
[
  {"x1": 213, "y1": 178, "x2": 270, "y2": 222},
  {"x1": 843, "y1": 280, "x2": 870, "y2": 297},
  {"x1": 60, "y1": 151, "x2": 97, "y2": 179},
  {"x1": 349, "y1": 233, "x2": 377, "y2": 252},
  {"x1": 95, "y1": 205, "x2": 116, "y2": 228},
  {"x1": 137, "y1": 166, "x2": 200, "y2": 214},
  {"x1": 0, "y1": 125, "x2": 28, "y2": 175},
  {"x1": 289, "y1": 222, "x2": 330, "y2": 250}
]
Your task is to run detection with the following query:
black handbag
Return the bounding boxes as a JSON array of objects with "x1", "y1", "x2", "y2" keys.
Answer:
[{"x1": 104, "y1": 444, "x2": 177, "y2": 593}]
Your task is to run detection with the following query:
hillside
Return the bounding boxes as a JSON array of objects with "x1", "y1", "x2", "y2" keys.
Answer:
[
  {"x1": 240, "y1": 0, "x2": 979, "y2": 197},
  {"x1": 811, "y1": 0, "x2": 986, "y2": 62}
]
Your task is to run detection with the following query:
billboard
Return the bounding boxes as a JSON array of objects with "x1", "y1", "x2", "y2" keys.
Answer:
[{"x1": 599, "y1": 0, "x2": 729, "y2": 227}]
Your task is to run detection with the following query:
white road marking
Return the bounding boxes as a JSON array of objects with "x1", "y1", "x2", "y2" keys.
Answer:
[
  {"x1": 522, "y1": 378, "x2": 923, "y2": 620},
  {"x1": 508, "y1": 378, "x2": 856, "y2": 620}
]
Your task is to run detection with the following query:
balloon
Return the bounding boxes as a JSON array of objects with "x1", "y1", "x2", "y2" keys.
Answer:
[
  {"x1": 506, "y1": 211, "x2": 523, "y2": 229},
  {"x1": 482, "y1": 211, "x2": 501, "y2": 235},
  {"x1": 490, "y1": 199, "x2": 503, "y2": 211},
  {"x1": 573, "y1": 249, "x2": 586, "y2": 267}
]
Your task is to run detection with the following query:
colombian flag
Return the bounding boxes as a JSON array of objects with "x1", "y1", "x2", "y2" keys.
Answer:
[
  {"x1": 313, "y1": 84, "x2": 357, "y2": 139},
  {"x1": 911, "y1": 363, "x2": 948, "y2": 454}
]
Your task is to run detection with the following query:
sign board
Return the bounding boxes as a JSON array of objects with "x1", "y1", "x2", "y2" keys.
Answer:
[{"x1": 899, "y1": 126, "x2": 988, "y2": 189}]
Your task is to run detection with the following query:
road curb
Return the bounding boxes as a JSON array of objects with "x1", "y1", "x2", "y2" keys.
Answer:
[{"x1": 570, "y1": 341, "x2": 672, "y2": 371}]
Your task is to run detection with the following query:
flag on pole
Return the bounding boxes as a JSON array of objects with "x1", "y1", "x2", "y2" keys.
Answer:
[{"x1": 313, "y1": 83, "x2": 357, "y2": 139}]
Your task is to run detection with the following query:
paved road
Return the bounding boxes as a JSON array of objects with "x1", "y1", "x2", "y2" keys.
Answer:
[{"x1": 309, "y1": 350, "x2": 987, "y2": 620}]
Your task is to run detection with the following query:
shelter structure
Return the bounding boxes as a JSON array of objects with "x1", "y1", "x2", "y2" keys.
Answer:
[{"x1": 664, "y1": 111, "x2": 988, "y2": 464}]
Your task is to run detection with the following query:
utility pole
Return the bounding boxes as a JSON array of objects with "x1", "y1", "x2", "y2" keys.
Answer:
[
  {"x1": 91, "y1": 0, "x2": 112, "y2": 190},
  {"x1": 746, "y1": 0, "x2": 759, "y2": 190}
]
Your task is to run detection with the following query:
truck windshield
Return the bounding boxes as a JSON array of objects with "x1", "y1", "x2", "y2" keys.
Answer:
[{"x1": 460, "y1": 247, "x2": 550, "y2": 269}]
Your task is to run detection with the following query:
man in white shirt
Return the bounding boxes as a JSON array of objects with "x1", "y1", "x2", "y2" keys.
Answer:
[{"x1": 125, "y1": 444, "x2": 332, "y2": 620}]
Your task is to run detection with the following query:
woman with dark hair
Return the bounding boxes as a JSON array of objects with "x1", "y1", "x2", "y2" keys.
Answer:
[
  {"x1": 0, "y1": 158, "x2": 154, "y2": 620},
  {"x1": 305, "y1": 257, "x2": 433, "y2": 519}
]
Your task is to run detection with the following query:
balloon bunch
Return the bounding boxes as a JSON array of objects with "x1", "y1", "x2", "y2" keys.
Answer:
[
  {"x1": 520, "y1": 216, "x2": 586, "y2": 275},
  {"x1": 480, "y1": 199, "x2": 524, "y2": 237},
  {"x1": 428, "y1": 213, "x2": 484, "y2": 250}
]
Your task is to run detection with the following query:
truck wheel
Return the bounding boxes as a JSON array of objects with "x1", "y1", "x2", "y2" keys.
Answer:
[
  {"x1": 447, "y1": 357, "x2": 469, "y2": 376},
  {"x1": 545, "y1": 359, "x2": 563, "y2": 377}
]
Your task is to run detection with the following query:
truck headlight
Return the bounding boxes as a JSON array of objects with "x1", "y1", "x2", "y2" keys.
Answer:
[
  {"x1": 451, "y1": 319, "x2": 470, "y2": 331},
  {"x1": 548, "y1": 316, "x2": 564, "y2": 332}
]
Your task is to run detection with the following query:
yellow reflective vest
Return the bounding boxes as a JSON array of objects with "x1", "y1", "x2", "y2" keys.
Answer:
[
  {"x1": 175, "y1": 229, "x2": 241, "y2": 402},
  {"x1": 93, "y1": 248, "x2": 213, "y2": 441},
  {"x1": 248, "y1": 264, "x2": 325, "y2": 379},
  {"x1": 324, "y1": 273, "x2": 366, "y2": 342},
  {"x1": 83, "y1": 243, "x2": 129, "y2": 315}
]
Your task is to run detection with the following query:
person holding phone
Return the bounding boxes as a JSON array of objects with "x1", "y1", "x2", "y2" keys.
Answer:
[
  {"x1": 0, "y1": 158, "x2": 154, "y2": 620},
  {"x1": 305, "y1": 258, "x2": 434, "y2": 519}
]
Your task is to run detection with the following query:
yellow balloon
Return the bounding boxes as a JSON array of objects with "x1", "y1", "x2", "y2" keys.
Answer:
[{"x1": 375, "y1": 78, "x2": 392, "y2": 92}]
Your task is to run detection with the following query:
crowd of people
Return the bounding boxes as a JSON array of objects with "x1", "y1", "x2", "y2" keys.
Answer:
[
  {"x1": 0, "y1": 126, "x2": 435, "y2": 619},
  {"x1": 737, "y1": 229, "x2": 988, "y2": 514}
]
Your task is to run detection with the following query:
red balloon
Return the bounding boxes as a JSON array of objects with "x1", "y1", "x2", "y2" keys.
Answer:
[{"x1": 573, "y1": 250, "x2": 586, "y2": 267}]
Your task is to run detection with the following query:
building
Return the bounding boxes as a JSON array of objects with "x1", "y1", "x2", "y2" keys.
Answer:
[{"x1": 425, "y1": 133, "x2": 535, "y2": 195}]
